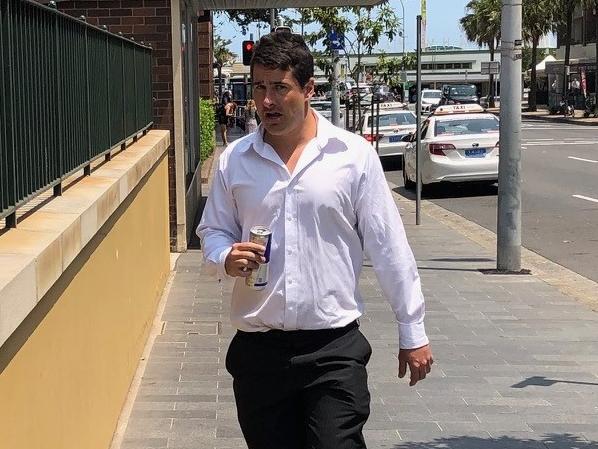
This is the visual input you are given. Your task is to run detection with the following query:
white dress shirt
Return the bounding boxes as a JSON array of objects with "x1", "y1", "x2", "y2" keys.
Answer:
[{"x1": 197, "y1": 111, "x2": 428, "y2": 349}]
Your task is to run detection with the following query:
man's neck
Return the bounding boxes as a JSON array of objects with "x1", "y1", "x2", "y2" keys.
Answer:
[{"x1": 264, "y1": 109, "x2": 318, "y2": 157}]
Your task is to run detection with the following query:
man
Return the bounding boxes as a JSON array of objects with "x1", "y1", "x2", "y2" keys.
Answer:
[{"x1": 197, "y1": 31, "x2": 433, "y2": 449}]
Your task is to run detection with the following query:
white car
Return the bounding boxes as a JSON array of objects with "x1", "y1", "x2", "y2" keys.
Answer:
[
  {"x1": 421, "y1": 89, "x2": 441, "y2": 114},
  {"x1": 311, "y1": 100, "x2": 344, "y2": 124},
  {"x1": 403, "y1": 104, "x2": 499, "y2": 188},
  {"x1": 358, "y1": 103, "x2": 417, "y2": 159}
]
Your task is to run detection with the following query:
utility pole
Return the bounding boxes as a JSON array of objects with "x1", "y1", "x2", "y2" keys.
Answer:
[
  {"x1": 331, "y1": 51, "x2": 341, "y2": 126},
  {"x1": 416, "y1": 15, "x2": 422, "y2": 225},
  {"x1": 497, "y1": 0, "x2": 523, "y2": 271},
  {"x1": 270, "y1": 8, "x2": 276, "y2": 31}
]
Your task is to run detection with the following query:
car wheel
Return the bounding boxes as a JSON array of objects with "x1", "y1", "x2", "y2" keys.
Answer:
[{"x1": 402, "y1": 158, "x2": 415, "y2": 190}]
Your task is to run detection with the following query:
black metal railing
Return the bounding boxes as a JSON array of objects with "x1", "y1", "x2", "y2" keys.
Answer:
[{"x1": 0, "y1": 0, "x2": 153, "y2": 226}]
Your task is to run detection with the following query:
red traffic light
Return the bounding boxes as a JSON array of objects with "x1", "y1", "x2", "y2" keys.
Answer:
[{"x1": 242, "y1": 40, "x2": 254, "y2": 66}]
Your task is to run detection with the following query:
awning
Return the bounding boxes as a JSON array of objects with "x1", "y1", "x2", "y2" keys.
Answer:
[{"x1": 196, "y1": 0, "x2": 384, "y2": 9}]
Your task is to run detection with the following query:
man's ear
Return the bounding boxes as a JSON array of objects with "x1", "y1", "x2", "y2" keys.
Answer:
[{"x1": 305, "y1": 77, "x2": 316, "y2": 99}]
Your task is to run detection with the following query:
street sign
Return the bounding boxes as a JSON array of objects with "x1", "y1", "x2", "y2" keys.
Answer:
[
  {"x1": 481, "y1": 61, "x2": 500, "y2": 75},
  {"x1": 327, "y1": 30, "x2": 344, "y2": 51}
]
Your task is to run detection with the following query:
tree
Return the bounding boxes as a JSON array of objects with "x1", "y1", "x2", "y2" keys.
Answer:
[
  {"x1": 557, "y1": 0, "x2": 575, "y2": 97},
  {"x1": 376, "y1": 53, "x2": 416, "y2": 88},
  {"x1": 302, "y1": 5, "x2": 401, "y2": 123},
  {"x1": 219, "y1": 9, "x2": 274, "y2": 34},
  {"x1": 213, "y1": 35, "x2": 236, "y2": 103},
  {"x1": 460, "y1": 0, "x2": 501, "y2": 108},
  {"x1": 523, "y1": 0, "x2": 558, "y2": 111}
]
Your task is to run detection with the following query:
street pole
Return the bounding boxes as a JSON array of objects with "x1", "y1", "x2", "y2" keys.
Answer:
[
  {"x1": 270, "y1": 8, "x2": 276, "y2": 31},
  {"x1": 399, "y1": 0, "x2": 406, "y2": 101},
  {"x1": 497, "y1": 0, "x2": 523, "y2": 271},
  {"x1": 331, "y1": 50, "x2": 341, "y2": 126},
  {"x1": 416, "y1": 15, "x2": 422, "y2": 225}
]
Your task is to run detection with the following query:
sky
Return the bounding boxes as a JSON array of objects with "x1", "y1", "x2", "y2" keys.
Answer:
[{"x1": 213, "y1": 0, "x2": 477, "y2": 57}]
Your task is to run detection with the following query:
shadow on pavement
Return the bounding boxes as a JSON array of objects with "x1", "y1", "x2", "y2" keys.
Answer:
[
  {"x1": 390, "y1": 433, "x2": 595, "y2": 449},
  {"x1": 393, "y1": 182, "x2": 498, "y2": 200},
  {"x1": 427, "y1": 257, "x2": 495, "y2": 263},
  {"x1": 512, "y1": 376, "x2": 598, "y2": 388}
]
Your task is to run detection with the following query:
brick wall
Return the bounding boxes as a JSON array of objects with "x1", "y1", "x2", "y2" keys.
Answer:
[
  {"x1": 49, "y1": 0, "x2": 213, "y2": 249},
  {"x1": 198, "y1": 13, "x2": 213, "y2": 99}
]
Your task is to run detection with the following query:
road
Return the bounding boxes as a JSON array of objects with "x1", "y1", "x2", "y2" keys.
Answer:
[{"x1": 384, "y1": 119, "x2": 598, "y2": 283}]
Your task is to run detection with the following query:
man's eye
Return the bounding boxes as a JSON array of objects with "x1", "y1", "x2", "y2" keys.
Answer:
[
  {"x1": 254, "y1": 85, "x2": 266, "y2": 90},
  {"x1": 275, "y1": 85, "x2": 287, "y2": 92}
]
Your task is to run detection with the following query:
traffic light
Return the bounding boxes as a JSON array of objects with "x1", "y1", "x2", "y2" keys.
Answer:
[{"x1": 242, "y1": 40, "x2": 254, "y2": 66}]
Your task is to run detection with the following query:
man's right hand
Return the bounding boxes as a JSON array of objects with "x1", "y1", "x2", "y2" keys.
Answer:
[{"x1": 224, "y1": 242, "x2": 266, "y2": 277}]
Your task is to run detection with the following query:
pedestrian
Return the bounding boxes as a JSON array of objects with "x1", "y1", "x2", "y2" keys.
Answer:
[
  {"x1": 244, "y1": 99, "x2": 258, "y2": 134},
  {"x1": 197, "y1": 30, "x2": 433, "y2": 449},
  {"x1": 225, "y1": 99, "x2": 237, "y2": 130},
  {"x1": 216, "y1": 101, "x2": 229, "y2": 145}
]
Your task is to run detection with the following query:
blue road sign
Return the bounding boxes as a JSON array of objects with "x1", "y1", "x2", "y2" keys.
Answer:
[{"x1": 327, "y1": 30, "x2": 344, "y2": 51}]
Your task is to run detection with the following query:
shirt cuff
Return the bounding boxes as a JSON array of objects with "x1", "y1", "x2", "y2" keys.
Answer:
[
  {"x1": 216, "y1": 246, "x2": 234, "y2": 280},
  {"x1": 398, "y1": 321, "x2": 429, "y2": 349}
]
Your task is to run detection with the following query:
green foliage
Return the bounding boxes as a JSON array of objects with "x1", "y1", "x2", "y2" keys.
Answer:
[
  {"x1": 199, "y1": 99, "x2": 215, "y2": 162},
  {"x1": 522, "y1": 46, "x2": 556, "y2": 72}
]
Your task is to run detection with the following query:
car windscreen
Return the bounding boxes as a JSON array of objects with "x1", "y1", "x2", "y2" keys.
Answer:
[
  {"x1": 311, "y1": 103, "x2": 331, "y2": 111},
  {"x1": 449, "y1": 85, "x2": 477, "y2": 96},
  {"x1": 422, "y1": 91, "x2": 441, "y2": 98},
  {"x1": 434, "y1": 117, "x2": 499, "y2": 136},
  {"x1": 367, "y1": 112, "x2": 416, "y2": 127}
]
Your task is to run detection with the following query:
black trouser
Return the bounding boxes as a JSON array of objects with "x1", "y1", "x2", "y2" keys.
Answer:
[{"x1": 225, "y1": 321, "x2": 372, "y2": 449}]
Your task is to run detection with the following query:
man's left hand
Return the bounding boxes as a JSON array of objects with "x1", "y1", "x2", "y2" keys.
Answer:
[{"x1": 398, "y1": 344, "x2": 433, "y2": 386}]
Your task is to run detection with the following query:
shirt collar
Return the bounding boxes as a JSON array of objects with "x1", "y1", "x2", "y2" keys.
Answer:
[{"x1": 243, "y1": 109, "x2": 334, "y2": 155}]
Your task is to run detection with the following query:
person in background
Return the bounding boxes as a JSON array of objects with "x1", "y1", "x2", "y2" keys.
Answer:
[
  {"x1": 244, "y1": 99, "x2": 258, "y2": 135},
  {"x1": 217, "y1": 101, "x2": 230, "y2": 145}
]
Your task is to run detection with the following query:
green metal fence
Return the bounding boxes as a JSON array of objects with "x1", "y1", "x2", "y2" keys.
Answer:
[{"x1": 0, "y1": 0, "x2": 153, "y2": 227}]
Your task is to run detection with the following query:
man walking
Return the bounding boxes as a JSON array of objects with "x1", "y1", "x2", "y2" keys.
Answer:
[{"x1": 197, "y1": 30, "x2": 433, "y2": 449}]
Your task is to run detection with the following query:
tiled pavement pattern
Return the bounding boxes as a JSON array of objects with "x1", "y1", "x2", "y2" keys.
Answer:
[{"x1": 121, "y1": 193, "x2": 598, "y2": 449}]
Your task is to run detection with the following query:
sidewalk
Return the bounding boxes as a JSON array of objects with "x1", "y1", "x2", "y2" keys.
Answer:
[
  {"x1": 118, "y1": 140, "x2": 598, "y2": 449},
  {"x1": 487, "y1": 106, "x2": 598, "y2": 126}
]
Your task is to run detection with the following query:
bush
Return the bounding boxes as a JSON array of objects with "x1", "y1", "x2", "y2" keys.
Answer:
[{"x1": 199, "y1": 99, "x2": 216, "y2": 162}]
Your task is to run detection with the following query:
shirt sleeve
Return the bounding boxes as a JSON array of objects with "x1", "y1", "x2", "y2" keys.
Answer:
[
  {"x1": 355, "y1": 146, "x2": 429, "y2": 350},
  {"x1": 196, "y1": 155, "x2": 241, "y2": 280}
]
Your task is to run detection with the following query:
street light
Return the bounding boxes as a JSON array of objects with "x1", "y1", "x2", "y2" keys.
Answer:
[{"x1": 398, "y1": 0, "x2": 406, "y2": 101}]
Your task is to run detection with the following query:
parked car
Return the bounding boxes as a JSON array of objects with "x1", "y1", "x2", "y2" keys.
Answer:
[
  {"x1": 358, "y1": 103, "x2": 417, "y2": 159},
  {"x1": 403, "y1": 104, "x2": 499, "y2": 189},
  {"x1": 311, "y1": 100, "x2": 344, "y2": 124},
  {"x1": 421, "y1": 89, "x2": 442, "y2": 114},
  {"x1": 480, "y1": 95, "x2": 500, "y2": 109},
  {"x1": 438, "y1": 84, "x2": 480, "y2": 106}
]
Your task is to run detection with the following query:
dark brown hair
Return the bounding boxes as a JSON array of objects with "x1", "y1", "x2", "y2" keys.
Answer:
[{"x1": 250, "y1": 31, "x2": 314, "y2": 88}]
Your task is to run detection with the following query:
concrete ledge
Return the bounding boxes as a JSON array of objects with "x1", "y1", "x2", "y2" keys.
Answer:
[{"x1": 0, "y1": 130, "x2": 170, "y2": 348}]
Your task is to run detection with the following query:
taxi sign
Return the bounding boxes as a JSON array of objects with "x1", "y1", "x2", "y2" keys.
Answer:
[
  {"x1": 378, "y1": 101, "x2": 409, "y2": 110},
  {"x1": 433, "y1": 104, "x2": 484, "y2": 115}
]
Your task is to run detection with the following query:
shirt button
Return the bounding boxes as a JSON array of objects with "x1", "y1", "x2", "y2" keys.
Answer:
[
  {"x1": 288, "y1": 279, "x2": 293, "y2": 284},
  {"x1": 287, "y1": 249, "x2": 292, "y2": 254},
  {"x1": 287, "y1": 216, "x2": 292, "y2": 221}
]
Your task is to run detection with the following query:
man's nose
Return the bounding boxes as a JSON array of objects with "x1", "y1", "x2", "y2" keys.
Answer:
[{"x1": 262, "y1": 88, "x2": 276, "y2": 107}]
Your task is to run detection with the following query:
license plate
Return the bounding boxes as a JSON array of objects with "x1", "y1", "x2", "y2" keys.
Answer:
[
  {"x1": 465, "y1": 148, "x2": 486, "y2": 157},
  {"x1": 389, "y1": 135, "x2": 402, "y2": 143}
]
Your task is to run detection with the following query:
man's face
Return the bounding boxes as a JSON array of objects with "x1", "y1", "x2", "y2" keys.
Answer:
[{"x1": 252, "y1": 64, "x2": 314, "y2": 137}]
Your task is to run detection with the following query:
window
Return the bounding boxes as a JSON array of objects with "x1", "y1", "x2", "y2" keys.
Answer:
[
  {"x1": 367, "y1": 112, "x2": 416, "y2": 127},
  {"x1": 434, "y1": 117, "x2": 499, "y2": 136}
]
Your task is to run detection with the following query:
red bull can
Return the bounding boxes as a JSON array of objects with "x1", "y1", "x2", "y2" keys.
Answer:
[{"x1": 245, "y1": 226, "x2": 272, "y2": 290}]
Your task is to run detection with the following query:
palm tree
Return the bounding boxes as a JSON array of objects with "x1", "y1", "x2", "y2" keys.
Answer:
[
  {"x1": 460, "y1": 0, "x2": 501, "y2": 108},
  {"x1": 213, "y1": 35, "x2": 236, "y2": 103},
  {"x1": 523, "y1": 0, "x2": 558, "y2": 111},
  {"x1": 581, "y1": 0, "x2": 598, "y2": 100}
]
